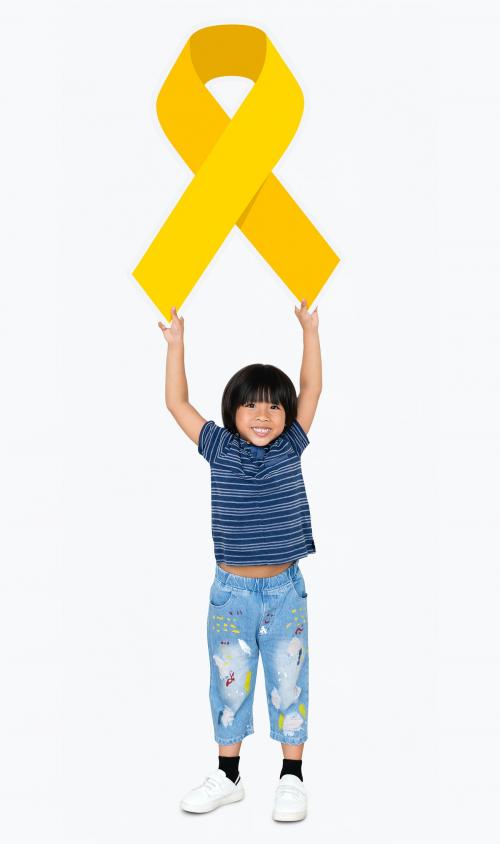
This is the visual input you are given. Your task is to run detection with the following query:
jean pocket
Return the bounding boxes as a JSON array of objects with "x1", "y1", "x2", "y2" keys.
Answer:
[
  {"x1": 209, "y1": 580, "x2": 233, "y2": 608},
  {"x1": 291, "y1": 572, "x2": 308, "y2": 599}
]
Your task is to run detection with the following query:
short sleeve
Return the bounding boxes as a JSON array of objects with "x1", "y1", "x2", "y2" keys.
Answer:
[
  {"x1": 282, "y1": 418, "x2": 310, "y2": 457},
  {"x1": 197, "y1": 420, "x2": 232, "y2": 464}
]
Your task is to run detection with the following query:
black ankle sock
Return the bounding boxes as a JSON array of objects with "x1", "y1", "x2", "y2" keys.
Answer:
[
  {"x1": 218, "y1": 754, "x2": 240, "y2": 784},
  {"x1": 280, "y1": 758, "x2": 303, "y2": 781}
]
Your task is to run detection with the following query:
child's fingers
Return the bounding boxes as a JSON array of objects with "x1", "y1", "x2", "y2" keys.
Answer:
[{"x1": 170, "y1": 305, "x2": 184, "y2": 324}]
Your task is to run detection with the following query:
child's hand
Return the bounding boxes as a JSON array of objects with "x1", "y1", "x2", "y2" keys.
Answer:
[
  {"x1": 158, "y1": 307, "x2": 184, "y2": 345},
  {"x1": 294, "y1": 299, "x2": 319, "y2": 331}
]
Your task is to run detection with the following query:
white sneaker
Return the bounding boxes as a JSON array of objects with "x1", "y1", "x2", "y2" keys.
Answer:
[
  {"x1": 179, "y1": 768, "x2": 245, "y2": 813},
  {"x1": 272, "y1": 773, "x2": 307, "y2": 821}
]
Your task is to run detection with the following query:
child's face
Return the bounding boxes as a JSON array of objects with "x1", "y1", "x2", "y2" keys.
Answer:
[{"x1": 235, "y1": 400, "x2": 286, "y2": 445}]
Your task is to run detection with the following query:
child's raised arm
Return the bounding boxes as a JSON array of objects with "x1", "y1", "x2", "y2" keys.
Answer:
[
  {"x1": 294, "y1": 299, "x2": 322, "y2": 435},
  {"x1": 158, "y1": 307, "x2": 207, "y2": 446}
]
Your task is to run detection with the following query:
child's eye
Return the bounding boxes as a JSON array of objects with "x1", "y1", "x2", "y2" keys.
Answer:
[{"x1": 245, "y1": 402, "x2": 280, "y2": 409}]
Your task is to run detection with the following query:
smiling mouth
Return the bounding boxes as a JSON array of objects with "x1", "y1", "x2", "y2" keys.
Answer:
[{"x1": 251, "y1": 427, "x2": 271, "y2": 436}]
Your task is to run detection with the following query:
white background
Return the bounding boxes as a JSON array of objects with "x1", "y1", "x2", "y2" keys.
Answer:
[{"x1": 1, "y1": 0, "x2": 499, "y2": 841}]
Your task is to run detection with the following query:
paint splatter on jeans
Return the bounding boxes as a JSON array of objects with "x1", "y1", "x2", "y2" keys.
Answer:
[{"x1": 207, "y1": 561, "x2": 309, "y2": 745}]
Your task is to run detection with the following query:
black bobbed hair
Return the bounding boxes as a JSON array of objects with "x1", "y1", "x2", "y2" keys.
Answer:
[{"x1": 221, "y1": 363, "x2": 298, "y2": 435}]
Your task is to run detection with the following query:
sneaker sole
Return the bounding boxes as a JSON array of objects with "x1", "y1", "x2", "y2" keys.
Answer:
[
  {"x1": 180, "y1": 787, "x2": 245, "y2": 813},
  {"x1": 272, "y1": 807, "x2": 307, "y2": 822}
]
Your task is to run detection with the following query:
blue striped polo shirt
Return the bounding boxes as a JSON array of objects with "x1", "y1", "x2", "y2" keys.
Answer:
[{"x1": 197, "y1": 418, "x2": 316, "y2": 566}]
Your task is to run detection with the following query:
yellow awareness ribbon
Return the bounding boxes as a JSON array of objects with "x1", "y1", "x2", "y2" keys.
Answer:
[{"x1": 132, "y1": 24, "x2": 340, "y2": 317}]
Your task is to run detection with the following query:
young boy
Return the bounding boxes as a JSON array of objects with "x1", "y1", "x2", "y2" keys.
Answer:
[{"x1": 159, "y1": 300, "x2": 321, "y2": 821}]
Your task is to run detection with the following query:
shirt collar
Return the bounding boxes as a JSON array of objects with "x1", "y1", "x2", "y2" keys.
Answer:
[{"x1": 236, "y1": 432, "x2": 283, "y2": 453}]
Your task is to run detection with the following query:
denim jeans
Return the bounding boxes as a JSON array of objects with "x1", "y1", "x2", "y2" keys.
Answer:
[{"x1": 207, "y1": 561, "x2": 309, "y2": 745}]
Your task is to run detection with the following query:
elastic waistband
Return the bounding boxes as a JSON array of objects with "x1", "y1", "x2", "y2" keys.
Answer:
[{"x1": 214, "y1": 561, "x2": 301, "y2": 592}]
